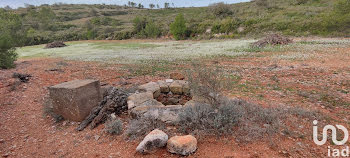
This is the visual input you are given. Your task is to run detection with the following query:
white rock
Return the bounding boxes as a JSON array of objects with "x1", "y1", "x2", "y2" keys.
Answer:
[{"x1": 136, "y1": 129, "x2": 168, "y2": 154}]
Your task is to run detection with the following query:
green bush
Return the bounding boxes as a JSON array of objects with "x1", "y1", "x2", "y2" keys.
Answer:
[
  {"x1": 170, "y1": 14, "x2": 188, "y2": 40},
  {"x1": 133, "y1": 16, "x2": 147, "y2": 33},
  {"x1": 132, "y1": 17, "x2": 161, "y2": 38},
  {"x1": 0, "y1": 9, "x2": 24, "y2": 69},
  {"x1": 144, "y1": 21, "x2": 161, "y2": 38}
]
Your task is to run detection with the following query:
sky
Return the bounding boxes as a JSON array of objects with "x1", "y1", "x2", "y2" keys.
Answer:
[{"x1": 0, "y1": 0, "x2": 250, "y2": 8}]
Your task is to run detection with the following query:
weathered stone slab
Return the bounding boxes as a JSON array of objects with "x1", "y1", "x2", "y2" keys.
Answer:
[
  {"x1": 49, "y1": 80, "x2": 102, "y2": 121},
  {"x1": 144, "y1": 105, "x2": 183, "y2": 124},
  {"x1": 138, "y1": 82, "x2": 161, "y2": 98},
  {"x1": 127, "y1": 92, "x2": 153, "y2": 110}
]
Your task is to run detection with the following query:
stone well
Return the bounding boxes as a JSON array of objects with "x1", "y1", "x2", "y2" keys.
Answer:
[{"x1": 128, "y1": 79, "x2": 198, "y2": 124}]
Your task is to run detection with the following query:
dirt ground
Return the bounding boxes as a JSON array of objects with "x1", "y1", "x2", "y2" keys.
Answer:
[{"x1": 1, "y1": 40, "x2": 350, "y2": 157}]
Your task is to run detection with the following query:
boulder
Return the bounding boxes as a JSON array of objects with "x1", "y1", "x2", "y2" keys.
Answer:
[
  {"x1": 49, "y1": 80, "x2": 102, "y2": 121},
  {"x1": 169, "y1": 80, "x2": 189, "y2": 95},
  {"x1": 129, "y1": 103, "x2": 164, "y2": 119},
  {"x1": 138, "y1": 82, "x2": 161, "y2": 98},
  {"x1": 136, "y1": 129, "x2": 168, "y2": 154},
  {"x1": 157, "y1": 80, "x2": 170, "y2": 93},
  {"x1": 170, "y1": 72, "x2": 185, "y2": 80},
  {"x1": 169, "y1": 81, "x2": 183, "y2": 95},
  {"x1": 127, "y1": 92, "x2": 153, "y2": 110},
  {"x1": 167, "y1": 135, "x2": 197, "y2": 156}
]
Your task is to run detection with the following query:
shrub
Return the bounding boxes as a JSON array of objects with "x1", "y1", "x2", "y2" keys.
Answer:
[
  {"x1": 0, "y1": 9, "x2": 24, "y2": 69},
  {"x1": 186, "y1": 63, "x2": 234, "y2": 106},
  {"x1": 0, "y1": 48, "x2": 17, "y2": 69},
  {"x1": 210, "y1": 2, "x2": 233, "y2": 18},
  {"x1": 170, "y1": 14, "x2": 188, "y2": 40},
  {"x1": 104, "y1": 117, "x2": 123, "y2": 135},
  {"x1": 144, "y1": 21, "x2": 161, "y2": 38},
  {"x1": 133, "y1": 16, "x2": 147, "y2": 33},
  {"x1": 125, "y1": 116, "x2": 166, "y2": 140},
  {"x1": 322, "y1": 0, "x2": 350, "y2": 34},
  {"x1": 178, "y1": 97, "x2": 281, "y2": 141}
]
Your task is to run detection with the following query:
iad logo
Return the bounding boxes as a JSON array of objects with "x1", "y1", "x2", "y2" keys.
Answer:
[{"x1": 313, "y1": 120, "x2": 349, "y2": 146}]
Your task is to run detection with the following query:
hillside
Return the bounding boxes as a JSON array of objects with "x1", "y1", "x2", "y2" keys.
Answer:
[{"x1": 7, "y1": 0, "x2": 350, "y2": 45}]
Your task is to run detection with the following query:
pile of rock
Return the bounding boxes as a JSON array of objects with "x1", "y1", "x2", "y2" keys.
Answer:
[
  {"x1": 251, "y1": 34, "x2": 293, "y2": 48},
  {"x1": 137, "y1": 129, "x2": 197, "y2": 156},
  {"x1": 127, "y1": 79, "x2": 196, "y2": 124},
  {"x1": 45, "y1": 41, "x2": 67, "y2": 49}
]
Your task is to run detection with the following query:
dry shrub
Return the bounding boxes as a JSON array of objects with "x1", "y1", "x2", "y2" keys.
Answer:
[
  {"x1": 45, "y1": 41, "x2": 67, "y2": 49},
  {"x1": 251, "y1": 34, "x2": 293, "y2": 48},
  {"x1": 186, "y1": 63, "x2": 233, "y2": 107},
  {"x1": 125, "y1": 116, "x2": 166, "y2": 140}
]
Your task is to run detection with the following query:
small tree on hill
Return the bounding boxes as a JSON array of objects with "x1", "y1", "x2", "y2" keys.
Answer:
[
  {"x1": 149, "y1": 4, "x2": 155, "y2": 9},
  {"x1": 170, "y1": 14, "x2": 188, "y2": 40},
  {"x1": 164, "y1": 3, "x2": 170, "y2": 9}
]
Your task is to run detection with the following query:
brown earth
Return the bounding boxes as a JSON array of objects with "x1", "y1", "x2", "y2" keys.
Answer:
[{"x1": 0, "y1": 43, "x2": 350, "y2": 157}]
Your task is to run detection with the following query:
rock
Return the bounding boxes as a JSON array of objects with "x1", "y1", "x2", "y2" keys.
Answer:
[
  {"x1": 139, "y1": 99, "x2": 163, "y2": 107},
  {"x1": 136, "y1": 129, "x2": 168, "y2": 154},
  {"x1": 167, "y1": 135, "x2": 197, "y2": 156},
  {"x1": 157, "y1": 80, "x2": 170, "y2": 93},
  {"x1": 180, "y1": 81, "x2": 190, "y2": 95},
  {"x1": 169, "y1": 81, "x2": 183, "y2": 95},
  {"x1": 165, "y1": 79, "x2": 174, "y2": 83},
  {"x1": 129, "y1": 105, "x2": 164, "y2": 119},
  {"x1": 169, "y1": 80, "x2": 189, "y2": 95},
  {"x1": 48, "y1": 80, "x2": 102, "y2": 121},
  {"x1": 144, "y1": 105, "x2": 183, "y2": 124},
  {"x1": 94, "y1": 135, "x2": 100, "y2": 141},
  {"x1": 127, "y1": 92, "x2": 153, "y2": 110},
  {"x1": 170, "y1": 72, "x2": 185, "y2": 80},
  {"x1": 138, "y1": 82, "x2": 161, "y2": 98}
]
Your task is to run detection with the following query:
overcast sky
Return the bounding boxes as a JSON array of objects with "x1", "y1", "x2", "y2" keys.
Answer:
[{"x1": 0, "y1": 0, "x2": 250, "y2": 8}]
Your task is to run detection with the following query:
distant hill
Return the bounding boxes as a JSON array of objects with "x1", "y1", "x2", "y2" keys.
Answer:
[{"x1": 5, "y1": 0, "x2": 350, "y2": 45}]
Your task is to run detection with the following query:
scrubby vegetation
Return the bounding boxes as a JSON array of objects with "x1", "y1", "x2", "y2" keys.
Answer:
[
  {"x1": 104, "y1": 117, "x2": 123, "y2": 135},
  {"x1": 0, "y1": 9, "x2": 24, "y2": 69},
  {"x1": 125, "y1": 63, "x2": 321, "y2": 142},
  {"x1": 0, "y1": 0, "x2": 348, "y2": 46}
]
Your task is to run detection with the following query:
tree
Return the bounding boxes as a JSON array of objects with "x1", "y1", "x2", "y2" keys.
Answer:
[
  {"x1": 157, "y1": 4, "x2": 160, "y2": 9},
  {"x1": 164, "y1": 3, "x2": 170, "y2": 9},
  {"x1": 149, "y1": 4, "x2": 155, "y2": 9},
  {"x1": 144, "y1": 21, "x2": 161, "y2": 38},
  {"x1": 210, "y1": 2, "x2": 232, "y2": 18},
  {"x1": 133, "y1": 16, "x2": 147, "y2": 33},
  {"x1": 0, "y1": 9, "x2": 24, "y2": 69},
  {"x1": 170, "y1": 14, "x2": 187, "y2": 40}
]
